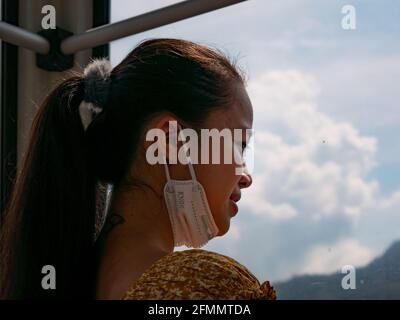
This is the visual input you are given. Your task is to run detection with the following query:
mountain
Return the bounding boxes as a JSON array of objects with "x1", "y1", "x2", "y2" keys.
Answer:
[{"x1": 274, "y1": 240, "x2": 400, "y2": 299}]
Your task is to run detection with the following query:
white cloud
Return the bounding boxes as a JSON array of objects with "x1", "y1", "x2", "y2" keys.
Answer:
[
  {"x1": 298, "y1": 238, "x2": 376, "y2": 275},
  {"x1": 245, "y1": 69, "x2": 379, "y2": 221},
  {"x1": 379, "y1": 190, "x2": 400, "y2": 210},
  {"x1": 354, "y1": 188, "x2": 400, "y2": 255}
]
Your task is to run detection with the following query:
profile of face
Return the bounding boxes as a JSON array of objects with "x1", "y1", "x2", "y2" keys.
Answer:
[
  {"x1": 149, "y1": 83, "x2": 253, "y2": 238},
  {"x1": 195, "y1": 84, "x2": 253, "y2": 236}
]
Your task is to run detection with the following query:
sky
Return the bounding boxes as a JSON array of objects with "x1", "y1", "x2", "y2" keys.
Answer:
[{"x1": 110, "y1": 0, "x2": 400, "y2": 283}]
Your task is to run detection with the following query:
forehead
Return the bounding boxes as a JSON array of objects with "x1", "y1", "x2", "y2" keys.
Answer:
[{"x1": 206, "y1": 84, "x2": 253, "y2": 130}]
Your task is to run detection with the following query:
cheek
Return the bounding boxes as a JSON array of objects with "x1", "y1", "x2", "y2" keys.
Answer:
[
  {"x1": 196, "y1": 164, "x2": 239, "y2": 236},
  {"x1": 191, "y1": 133, "x2": 242, "y2": 235},
  {"x1": 197, "y1": 135, "x2": 239, "y2": 202},
  {"x1": 198, "y1": 163, "x2": 238, "y2": 205}
]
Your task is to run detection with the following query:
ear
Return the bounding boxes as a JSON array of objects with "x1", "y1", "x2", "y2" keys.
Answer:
[{"x1": 143, "y1": 114, "x2": 180, "y2": 162}]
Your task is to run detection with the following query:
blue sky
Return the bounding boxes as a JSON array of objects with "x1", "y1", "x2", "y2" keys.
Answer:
[{"x1": 110, "y1": 0, "x2": 400, "y2": 283}]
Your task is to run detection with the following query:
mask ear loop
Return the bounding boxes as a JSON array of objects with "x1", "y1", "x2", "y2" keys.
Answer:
[
  {"x1": 177, "y1": 123, "x2": 197, "y2": 181},
  {"x1": 162, "y1": 123, "x2": 197, "y2": 182},
  {"x1": 162, "y1": 154, "x2": 171, "y2": 182}
]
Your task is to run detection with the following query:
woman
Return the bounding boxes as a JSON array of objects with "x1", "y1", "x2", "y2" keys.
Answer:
[{"x1": 0, "y1": 38, "x2": 276, "y2": 300}]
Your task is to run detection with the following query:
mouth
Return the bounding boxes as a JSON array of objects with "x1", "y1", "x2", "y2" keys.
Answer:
[
  {"x1": 230, "y1": 200, "x2": 238, "y2": 216},
  {"x1": 229, "y1": 191, "x2": 241, "y2": 217}
]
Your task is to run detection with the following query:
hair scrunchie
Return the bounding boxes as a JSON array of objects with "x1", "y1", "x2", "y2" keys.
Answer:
[{"x1": 79, "y1": 58, "x2": 113, "y2": 131}]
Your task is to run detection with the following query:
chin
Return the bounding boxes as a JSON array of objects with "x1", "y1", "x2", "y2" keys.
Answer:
[
  {"x1": 212, "y1": 204, "x2": 233, "y2": 237},
  {"x1": 215, "y1": 215, "x2": 231, "y2": 236},
  {"x1": 216, "y1": 227, "x2": 229, "y2": 237}
]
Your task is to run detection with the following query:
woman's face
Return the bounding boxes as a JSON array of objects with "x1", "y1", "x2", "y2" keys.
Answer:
[
  {"x1": 142, "y1": 83, "x2": 253, "y2": 238},
  {"x1": 193, "y1": 84, "x2": 254, "y2": 236}
]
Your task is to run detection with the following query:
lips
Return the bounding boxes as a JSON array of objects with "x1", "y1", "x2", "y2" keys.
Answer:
[
  {"x1": 230, "y1": 200, "x2": 238, "y2": 216},
  {"x1": 229, "y1": 192, "x2": 241, "y2": 216},
  {"x1": 229, "y1": 192, "x2": 241, "y2": 203}
]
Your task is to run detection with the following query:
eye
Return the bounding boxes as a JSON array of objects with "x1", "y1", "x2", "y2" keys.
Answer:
[{"x1": 234, "y1": 140, "x2": 248, "y2": 155}]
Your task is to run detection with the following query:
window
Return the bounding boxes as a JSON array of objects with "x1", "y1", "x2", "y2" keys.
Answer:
[{"x1": 110, "y1": 0, "x2": 400, "y2": 299}]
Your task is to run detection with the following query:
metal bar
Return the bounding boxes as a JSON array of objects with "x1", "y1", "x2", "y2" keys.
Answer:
[
  {"x1": 61, "y1": 0, "x2": 246, "y2": 55},
  {"x1": 0, "y1": 21, "x2": 50, "y2": 54},
  {"x1": 1, "y1": 0, "x2": 19, "y2": 222}
]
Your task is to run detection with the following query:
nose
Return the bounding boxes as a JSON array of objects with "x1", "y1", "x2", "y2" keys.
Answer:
[{"x1": 238, "y1": 171, "x2": 252, "y2": 189}]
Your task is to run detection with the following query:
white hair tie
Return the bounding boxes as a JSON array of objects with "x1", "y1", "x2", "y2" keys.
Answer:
[{"x1": 79, "y1": 58, "x2": 113, "y2": 131}]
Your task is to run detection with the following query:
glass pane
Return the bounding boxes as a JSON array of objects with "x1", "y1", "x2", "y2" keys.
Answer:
[{"x1": 110, "y1": 0, "x2": 400, "y2": 299}]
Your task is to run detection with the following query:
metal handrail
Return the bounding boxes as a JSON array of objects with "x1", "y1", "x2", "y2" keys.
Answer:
[
  {"x1": 0, "y1": 0, "x2": 246, "y2": 55},
  {"x1": 0, "y1": 21, "x2": 50, "y2": 54},
  {"x1": 61, "y1": 0, "x2": 246, "y2": 54}
]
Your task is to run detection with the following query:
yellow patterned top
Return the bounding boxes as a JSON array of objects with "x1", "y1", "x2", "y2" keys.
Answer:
[{"x1": 122, "y1": 249, "x2": 276, "y2": 300}]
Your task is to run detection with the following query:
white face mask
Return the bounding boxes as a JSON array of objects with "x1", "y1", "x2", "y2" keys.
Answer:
[{"x1": 163, "y1": 125, "x2": 219, "y2": 248}]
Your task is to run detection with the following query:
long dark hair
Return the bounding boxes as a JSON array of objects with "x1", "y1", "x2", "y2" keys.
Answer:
[{"x1": 0, "y1": 38, "x2": 244, "y2": 299}]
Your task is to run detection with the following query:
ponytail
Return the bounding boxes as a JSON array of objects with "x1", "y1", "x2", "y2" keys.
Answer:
[{"x1": 0, "y1": 76, "x2": 98, "y2": 299}]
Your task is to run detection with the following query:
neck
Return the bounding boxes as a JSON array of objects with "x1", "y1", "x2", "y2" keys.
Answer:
[
  {"x1": 94, "y1": 180, "x2": 175, "y2": 299},
  {"x1": 105, "y1": 184, "x2": 175, "y2": 254}
]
